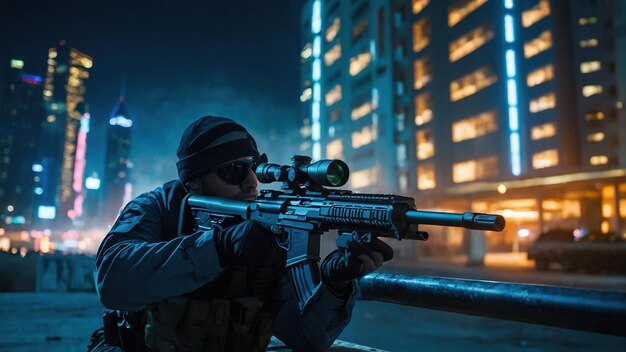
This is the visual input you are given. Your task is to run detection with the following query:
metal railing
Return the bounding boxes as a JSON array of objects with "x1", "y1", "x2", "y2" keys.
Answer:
[{"x1": 359, "y1": 273, "x2": 626, "y2": 337}]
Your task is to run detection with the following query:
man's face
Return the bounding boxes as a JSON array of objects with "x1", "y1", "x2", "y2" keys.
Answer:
[{"x1": 199, "y1": 156, "x2": 259, "y2": 201}]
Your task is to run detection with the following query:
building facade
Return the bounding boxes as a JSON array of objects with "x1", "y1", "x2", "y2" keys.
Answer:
[{"x1": 300, "y1": 0, "x2": 626, "y2": 258}]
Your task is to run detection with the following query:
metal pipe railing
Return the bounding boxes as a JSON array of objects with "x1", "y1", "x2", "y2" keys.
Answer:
[{"x1": 358, "y1": 273, "x2": 626, "y2": 337}]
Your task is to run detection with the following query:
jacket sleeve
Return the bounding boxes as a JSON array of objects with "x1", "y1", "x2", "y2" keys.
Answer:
[
  {"x1": 271, "y1": 272, "x2": 360, "y2": 351},
  {"x1": 94, "y1": 196, "x2": 224, "y2": 311}
]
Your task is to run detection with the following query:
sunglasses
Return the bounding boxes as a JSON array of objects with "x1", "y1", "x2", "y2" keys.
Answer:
[{"x1": 214, "y1": 153, "x2": 267, "y2": 185}]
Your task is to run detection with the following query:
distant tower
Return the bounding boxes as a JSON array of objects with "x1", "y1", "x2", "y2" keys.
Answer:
[
  {"x1": 37, "y1": 40, "x2": 93, "y2": 227},
  {"x1": 101, "y1": 93, "x2": 133, "y2": 224},
  {"x1": 0, "y1": 59, "x2": 46, "y2": 228}
]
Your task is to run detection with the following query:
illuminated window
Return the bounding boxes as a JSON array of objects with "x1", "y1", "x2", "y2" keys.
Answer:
[
  {"x1": 578, "y1": 17, "x2": 598, "y2": 26},
  {"x1": 300, "y1": 87, "x2": 312, "y2": 102},
  {"x1": 527, "y1": 64, "x2": 554, "y2": 87},
  {"x1": 414, "y1": 92, "x2": 432, "y2": 126},
  {"x1": 450, "y1": 66, "x2": 497, "y2": 102},
  {"x1": 580, "y1": 61, "x2": 601, "y2": 74},
  {"x1": 412, "y1": 0, "x2": 430, "y2": 14},
  {"x1": 351, "y1": 167, "x2": 378, "y2": 189},
  {"x1": 532, "y1": 149, "x2": 559, "y2": 169},
  {"x1": 416, "y1": 128, "x2": 434, "y2": 160},
  {"x1": 531, "y1": 123, "x2": 557, "y2": 140},
  {"x1": 582, "y1": 85, "x2": 602, "y2": 97},
  {"x1": 412, "y1": 18, "x2": 430, "y2": 53},
  {"x1": 522, "y1": 0, "x2": 550, "y2": 28},
  {"x1": 353, "y1": 18, "x2": 369, "y2": 41},
  {"x1": 325, "y1": 84, "x2": 342, "y2": 106},
  {"x1": 590, "y1": 155, "x2": 609, "y2": 165},
  {"x1": 352, "y1": 125, "x2": 376, "y2": 148},
  {"x1": 449, "y1": 24, "x2": 494, "y2": 62},
  {"x1": 584, "y1": 111, "x2": 604, "y2": 121},
  {"x1": 452, "y1": 155, "x2": 498, "y2": 183},
  {"x1": 587, "y1": 132, "x2": 605, "y2": 142},
  {"x1": 350, "y1": 50, "x2": 372, "y2": 76},
  {"x1": 417, "y1": 163, "x2": 436, "y2": 190},
  {"x1": 524, "y1": 31, "x2": 552, "y2": 58},
  {"x1": 448, "y1": 0, "x2": 487, "y2": 27},
  {"x1": 579, "y1": 38, "x2": 599, "y2": 48},
  {"x1": 452, "y1": 110, "x2": 498, "y2": 142},
  {"x1": 413, "y1": 56, "x2": 432, "y2": 89},
  {"x1": 301, "y1": 43, "x2": 312, "y2": 61},
  {"x1": 326, "y1": 139, "x2": 344, "y2": 160},
  {"x1": 529, "y1": 93, "x2": 556, "y2": 113},
  {"x1": 324, "y1": 43, "x2": 341, "y2": 66},
  {"x1": 326, "y1": 17, "x2": 340, "y2": 42},
  {"x1": 351, "y1": 100, "x2": 372, "y2": 120}
]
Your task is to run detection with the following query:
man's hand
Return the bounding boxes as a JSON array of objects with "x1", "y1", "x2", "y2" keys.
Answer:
[
  {"x1": 320, "y1": 233, "x2": 393, "y2": 296},
  {"x1": 213, "y1": 220, "x2": 279, "y2": 266}
]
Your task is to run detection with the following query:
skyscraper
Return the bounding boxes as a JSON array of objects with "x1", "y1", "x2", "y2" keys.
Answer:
[
  {"x1": 300, "y1": 0, "x2": 626, "y2": 257},
  {"x1": 37, "y1": 41, "x2": 93, "y2": 227},
  {"x1": 101, "y1": 96, "x2": 133, "y2": 224},
  {"x1": 0, "y1": 59, "x2": 46, "y2": 228}
]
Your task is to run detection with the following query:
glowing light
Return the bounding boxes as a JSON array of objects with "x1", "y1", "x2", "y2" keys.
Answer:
[
  {"x1": 518, "y1": 229, "x2": 530, "y2": 238},
  {"x1": 38, "y1": 206, "x2": 56, "y2": 219},
  {"x1": 7, "y1": 205, "x2": 14, "y2": 212},
  {"x1": 504, "y1": 0, "x2": 514, "y2": 9},
  {"x1": 32, "y1": 164, "x2": 43, "y2": 172},
  {"x1": 0, "y1": 237, "x2": 9, "y2": 252},
  {"x1": 10, "y1": 59, "x2": 24, "y2": 69},
  {"x1": 505, "y1": 49, "x2": 516, "y2": 77},
  {"x1": 504, "y1": 15, "x2": 515, "y2": 43},
  {"x1": 313, "y1": 36, "x2": 321, "y2": 57},
  {"x1": 0, "y1": 228, "x2": 4, "y2": 236},
  {"x1": 85, "y1": 177, "x2": 101, "y2": 190},
  {"x1": 109, "y1": 116, "x2": 133, "y2": 128},
  {"x1": 20, "y1": 74, "x2": 43, "y2": 85},
  {"x1": 497, "y1": 184, "x2": 507, "y2": 194},
  {"x1": 507, "y1": 79, "x2": 518, "y2": 105},
  {"x1": 40, "y1": 236, "x2": 51, "y2": 254},
  {"x1": 312, "y1": 0, "x2": 321, "y2": 34},
  {"x1": 508, "y1": 107, "x2": 519, "y2": 131},
  {"x1": 312, "y1": 142, "x2": 321, "y2": 161},
  {"x1": 601, "y1": 220, "x2": 610, "y2": 234},
  {"x1": 34, "y1": 187, "x2": 43, "y2": 195},
  {"x1": 312, "y1": 59, "x2": 321, "y2": 81}
]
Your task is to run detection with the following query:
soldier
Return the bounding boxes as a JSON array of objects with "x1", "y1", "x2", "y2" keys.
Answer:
[{"x1": 87, "y1": 116, "x2": 393, "y2": 351}]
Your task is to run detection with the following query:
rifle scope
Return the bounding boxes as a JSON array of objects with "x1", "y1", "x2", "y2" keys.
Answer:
[{"x1": 256, "y1": 155, "x2": 350, "y2": 187}]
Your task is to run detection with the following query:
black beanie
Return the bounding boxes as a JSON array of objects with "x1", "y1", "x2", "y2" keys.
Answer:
[{"x1": 176, "y1": 116, "x2": 260, "y2": 184}]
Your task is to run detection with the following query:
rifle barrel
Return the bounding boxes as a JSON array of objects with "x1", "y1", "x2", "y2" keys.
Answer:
[{"x1": 405, "y1": 210, "x2": 505, "y2": 231}]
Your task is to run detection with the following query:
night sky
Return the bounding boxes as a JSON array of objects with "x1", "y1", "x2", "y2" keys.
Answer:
[{"x1": 1, "y1": 0, "x2": 305, "y2": 194}]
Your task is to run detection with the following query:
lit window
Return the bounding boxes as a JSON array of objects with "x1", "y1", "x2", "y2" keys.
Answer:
[
  {"x1": 532, "y1": 149, "x2": 559, "y2": 169},
  {"x1": 324, "y1": 43, "x2": 341, "y2": 66},
  {"x1": 529, "y1": 93, "x2": 556, "y2": 113},
  {"x1": 531, "y1": 123, "x2": 557, "y2": 140},
  {"x1": 527, "y1": 64, "x2": 554, "y2": 87},
  {"x1": 417, "y1": 163, "x2": 436, "y2": 190},
  {"x1": 326, "y1": 17, "x2": 340, "y2": 42},
  {"x1": 587, "y1": 132, "x2": 605, "y2": 142},
  {"x1": 449, "y1": 24, "x2": 494, "y2": 62},
  {"x1": 580, "y1": 61, "x2": 601, "y2": 74},
  {"x1": 524, "y1": 31, "x2": 552, "y2": 58},
  {"x1": 450, "y1": 66, "x2": 497, "y2": 102},
  {"x1": 582, "y1": 85, "x2": 603, "y2": 97},
  {"x1": 326, "y1": 139, "x2": 344, "y2": 160},
  {"x1": 414, "y1": 92, "x2": 432, "y2": 126},
  {"x1": 301, "y1": 43, "x2": 312, "y2": 61},
  {"x1": 412, "y1": 18, "x2": 430, "y2": 53},
  {"x1": 448, "y1": 0, "x2": 488, "y2": 27},
  {"x1": 522, "y1": 0, "x2": 551, "y2": 28},
  {"x1": 584, "y1": 111, "x2": 604, "y2": 121},
  {"x1": 452, "y1": 110, "x2": 498, "y2": 142},
  {"x1": 352, "y1": 125, "x2": 377, "y2": 148},
  {"x1": 578, "y1": 17, "x2": 598, "y2": 26},
  {"x1": 590, "y1": 155, "x2": 609, "y2": 165},
  {"x1": 416, "y1": 128, "x2": 435, "y2": 160},
  {"x1": 300, "y1": 87, "x2": 312, "y2": 102},
  {"x1": 353, "y1": 18, "x2": 369, "y2": 40},
  {"x1": 412, "y1": 0, "x2": 430, "y2": 14},
  {"x1": 325, "y1": 84, "x2": 342, "y2": 106},
  {"x1": 413, "y1": 56, "x2": 432, "y2": 89},
  {"x1": 351, "y1": 101, "x2": 372, "y2": 120},
  {"x1": 452, "y1": 155, "x2": 498, "y2": 183},
  {"x1": 349, "y1": 50, "x2": 372, "y2": 76},
  {"x1": 579, "y1": 38, "x2": 599, "y2": 48},
  {"x1": 351, "y1": 166, "x2": 378, "y2": 189}
]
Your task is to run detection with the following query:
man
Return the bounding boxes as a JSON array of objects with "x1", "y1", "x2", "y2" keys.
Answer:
[{"x1": 88, "y1": 116, "x2": 393, "y2": 351}]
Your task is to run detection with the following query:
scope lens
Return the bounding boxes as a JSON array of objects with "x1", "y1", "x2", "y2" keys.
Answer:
[{"x1": 326, "y1": 163, "x2": 345, "y2": 186}]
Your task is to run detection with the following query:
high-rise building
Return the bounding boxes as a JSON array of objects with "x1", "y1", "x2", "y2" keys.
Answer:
[
  {"x1": 37, "y1": 41, "x2": 93, "y2": 227},
  {"x1": 101, "y1": 96, "x2": 133, "y2": 224},
  {"x1": 0, "y1": 59, "x2": 46, "y2": 228},
  {"x1": 300, "y1": 0, "x2": 626, "y2": 258}
]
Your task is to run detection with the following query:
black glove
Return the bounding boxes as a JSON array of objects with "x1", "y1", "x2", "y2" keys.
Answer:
[
  {"x1": 213, "y1": 220, "x2": 279, "y2": 266},
  {"x1": 321, "y1": 232, "x2": 394, "y2": 284}
]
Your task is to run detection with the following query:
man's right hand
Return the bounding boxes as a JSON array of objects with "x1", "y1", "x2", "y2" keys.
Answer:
[{"x1": 213, "y1": 220, "x2": 278, "y2": 266}]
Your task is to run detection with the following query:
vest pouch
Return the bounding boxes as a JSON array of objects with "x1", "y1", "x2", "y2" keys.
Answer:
[{"x1": 145, "y1": 297, "x2": 189, "y2": 352}]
